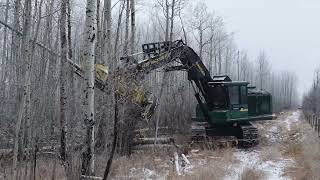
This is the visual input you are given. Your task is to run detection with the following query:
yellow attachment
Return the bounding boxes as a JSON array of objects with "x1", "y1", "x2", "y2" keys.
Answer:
[
  {"x1": 95, "y1": 64, "x2": 109, "y2": 82},
  {"x1": 132, "y1": 85, "x2": 147, "y2": 105},
  {"x1": 115, "y1": 76, "x2": 147, "y2": 106}
]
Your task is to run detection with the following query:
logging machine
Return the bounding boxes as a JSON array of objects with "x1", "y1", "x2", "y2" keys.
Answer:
[{"x1": 95, "y1": 40, "x2": 276, "y2": 148}]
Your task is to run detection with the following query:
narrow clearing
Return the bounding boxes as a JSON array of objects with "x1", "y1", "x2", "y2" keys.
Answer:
[{"x1": 110, "y1": 110, "x2": 320, "y2": 179}]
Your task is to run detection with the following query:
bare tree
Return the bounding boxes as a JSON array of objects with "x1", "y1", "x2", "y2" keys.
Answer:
[
  {"x1": 0, "y1": 0, "x2": 10, "y2": 86},
  {"x1": 169, "y1": 0, "x2": 175, "y2": 42},
  {"x1": 81, "y1": 0, "x2": 97, "y2": 176},
  {"x1": 59, "y1": 0, "x2": 70, "y2": 178},
  {"x1": 165, "y1": 0, "x2": 169, "y2": 41},
  {"x1": 96, "y1": 0, "x2": 112, "y2": 150},
  {"x1": 12, "y1": 0, "x2": 32, "y2": 179},
  {"x1": 124, "y1": 0, "x2": 130, "y2": 56},
  {"x1": 103, "y1": 0, "x2": 112, "y2": 64},
  {"x1": 240, "y1": 51, "x2": 249, "y2": 81},
  {"x1": 191, "y1": 2, "x2": 211, "y2": 60},
  {"x1": 256, "y1": 50, "x2": 271, "y2": 90},
  {"x1": 130, "y1": 0, "x2": 136, "y2": 53}
]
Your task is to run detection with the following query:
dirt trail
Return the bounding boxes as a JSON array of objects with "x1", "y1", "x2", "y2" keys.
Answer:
[
  {"x1": 224, "y1": 110, "x2": 301, "y2": 180},
  {"x1": 70, "y1": 110, "x2": 320, "y2": 180},
  {"x1": 182, "y1": 110, "x2": 320, "y2": 180}
]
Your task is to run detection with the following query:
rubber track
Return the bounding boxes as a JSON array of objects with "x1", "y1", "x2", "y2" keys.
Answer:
[{"x1": 238, "y1": 124, "x2": 259, "y2": 148}]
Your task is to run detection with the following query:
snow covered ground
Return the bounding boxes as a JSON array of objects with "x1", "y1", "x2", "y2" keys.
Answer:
[
  {"x1": 224, "y1": 150, "x2": 295, "y2": 180},
  {"x1": 110, "y1": 110, "x2": 320, "y2": 180},
  {"x1": 223, "y1": 111, "x2": 302, "y2": 180},
  {"x1": 183, "y1": 110, "x2": 303, "y2": 180}
]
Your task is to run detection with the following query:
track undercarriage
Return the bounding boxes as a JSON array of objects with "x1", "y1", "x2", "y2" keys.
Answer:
[{"x1": 191, "y1": 121, "x2": 259, "y2": 148}]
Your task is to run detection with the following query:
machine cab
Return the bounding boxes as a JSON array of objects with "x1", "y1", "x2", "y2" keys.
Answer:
[
  {"x1": 207, "y1": 76, "x2": 249, "y2": 119},
  {"x1": 196, "y1": 76, "x2": 275, "y2": 124},
  {"x1": 208, "y1": 76, "x2": 248, "y2": 108}
]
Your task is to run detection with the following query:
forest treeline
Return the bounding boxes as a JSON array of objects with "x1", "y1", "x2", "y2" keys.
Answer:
[
  {"x1": 303, "y1": 67, "x2": 320, "y2": 116},
  {"x1": 0, "y1": 0, "x2": 298, "y2": 179}
]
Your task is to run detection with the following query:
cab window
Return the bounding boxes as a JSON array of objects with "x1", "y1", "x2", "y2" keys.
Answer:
[
  {"x1": 229, "y1": 86, "x2": 239, "y2": 105},
  {"x1": 209, "y1": 85, "x2": 228, "y2": 109},
  {"x1": 240, "y1": 86, "x2": 247, "y2": 104}
]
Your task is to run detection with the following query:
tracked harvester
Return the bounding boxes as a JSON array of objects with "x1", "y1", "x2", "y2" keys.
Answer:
[
  {"x1": 138, "y1": 40, "x2": 276, "y2": 148},
  {"x1": 92, "y1": 40, "x2": 276, "y2": 148},
  {"x1": 191, "y1": 76, "x2": 275, "y2": 147}
]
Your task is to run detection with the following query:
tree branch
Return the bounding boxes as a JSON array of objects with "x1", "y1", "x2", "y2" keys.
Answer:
[{"x1": 0, "y1": 19, "x2": 83, "y2": 73}]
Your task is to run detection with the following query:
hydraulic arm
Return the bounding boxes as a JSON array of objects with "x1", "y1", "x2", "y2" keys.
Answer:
[{"x1": 138, "y1": 40, "x2": 214, "y2": 119}]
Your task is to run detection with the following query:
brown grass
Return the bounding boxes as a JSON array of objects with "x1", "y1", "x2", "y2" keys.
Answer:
[
  {"x1": 259, "y1": 146, "x2": 282, "y2": 162},
  {"x1": 178, "y1": 166, "x2": 225, "y2": 180},
  {"x1": 241, "y1": 167, "x2": 265, "y2": 180},
  {"x1": 282, "y1": 143, "x2": 303, "y2": 158},
  {"x1": 6, "y1": 111, "x2": 320, "y2": 179},
  {"x1": 282, "y1": 112, "x2": 320, "y2": 179}
]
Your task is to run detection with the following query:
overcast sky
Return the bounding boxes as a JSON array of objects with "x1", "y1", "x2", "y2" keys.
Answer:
[{"x1": 203, "y1": 0, "x2": 320, "y2": 98}]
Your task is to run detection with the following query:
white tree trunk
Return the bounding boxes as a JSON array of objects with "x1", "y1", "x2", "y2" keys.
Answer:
[
  {"x1": 103, "y1": 0, "x2": 112, "y2": 65},
  {"x1": 174, "y1": 152, "x2": 181, "y2": 175},
  {"x1": 12, "y1": 0, "x2": 32, "y2": 179},
  {"x1": 130, "y1": 0, "x2": 135, "y2": 54},
  {"x1": 169, "y1": 0, "x2": 175, "y2": 43},
  {"x1": 82, "y1": 0, "x2": 97, "y2": 176},
  {"x1": 59, "y1": 1, "x2": 70, "y2": 179},
  {"x1": 165, "y1": 0, "x2": 169, "y2": 41},
  {"x1": 0, "y1": 0, "x2": 9, "y2": 82},
  {"x1": 124, "y1": 0, "x2": 130, "y2": 56}
]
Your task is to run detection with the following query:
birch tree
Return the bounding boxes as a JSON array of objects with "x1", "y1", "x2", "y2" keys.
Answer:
[
  {"x1": 81, "y1": 0, "x2": 97, "y2": 176},
  {"x1": 165, "y1": 0, "x2": 169, "y2": 41},
  {"x1": 104, "y1": 0, "x2": 112, "y2": 64},
  {"x1": 124, "y1": 0, "x2": 130, "y2": 56},
  {"x1": 0, "y1": 0, "x2": 10, "y2": 87},
  {"x1": 96, "y1": 0, "x2": 112, "y2": 150},
  {"x1": 191, "y1": 2, "x2": 211, "y2": 60},
  {"x1": 130, "y1": 0, "x2": 136, "y2": 53},
  {"x1": 59, "y1": 0, "x2": 70, "y2": 178},
  {"x1": 169, "y1": 0, "x2": 175, "y2": 42},
  {"x1": 256, "y1": 50, "x2": 270, "y2": 90},
  {"x1": 12, "y1": 0, "x2": 32, "y2": 179}
]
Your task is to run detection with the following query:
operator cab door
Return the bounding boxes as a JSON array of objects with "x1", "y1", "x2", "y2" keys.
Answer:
[{"x1": 228, "y1": 85, "x2": 249, "y2": 119}]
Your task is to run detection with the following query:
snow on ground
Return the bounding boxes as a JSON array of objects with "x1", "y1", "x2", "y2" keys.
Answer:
[
  {"x1": 224, "y1": 111, "x2": 301, "y2": 180},
  {"x1": 129, "y1": 167, "x2": 167, "y2": 180},
  {"x1": 109, "y1": 110, "x2": 312, "y2": 180},
  {"x1": 284, "y1": 111, "x2": 300, "y2": 131},
  {"x1": 224, "y1": 150, "x2": 295, "y2": 180}
]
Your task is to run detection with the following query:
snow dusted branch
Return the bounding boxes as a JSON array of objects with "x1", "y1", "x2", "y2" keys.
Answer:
[{"x1": 174, "y1": 152, "x2": 181, "y2": 175}]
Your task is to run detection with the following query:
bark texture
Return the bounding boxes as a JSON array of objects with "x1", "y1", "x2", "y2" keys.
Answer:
[{"x1": 81, "y1": 0, "x2": 97, "y2": 176}]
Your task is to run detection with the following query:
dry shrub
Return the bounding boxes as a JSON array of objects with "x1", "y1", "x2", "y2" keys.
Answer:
[
  {"x1": 241, "y1": 167, "x2": 265, "y2": 180},
  {"x1": 297, "y1": 123, "x2": 320, "y2": 178},
  {"x1": 259, "y1": 146, "x2": 282, "y2": 162},
  {"x1": 177, "y1": 148, "x2": 235, "y2": 180},
  {"x1": 288, "y1": 163, "x2": 313, "y2": 180},
  {"x1": 109, "y1": 150, "x2": 173, "y2": 179},
  {"x1": 285, "y1": 114, "x2": 320, "y2": 179},
  {"x1": 282, "y1": 143, "x2": 303, "y2": 158},
  {"x1": 178, "y1": 166, "x2": 224, "y2": 180}
]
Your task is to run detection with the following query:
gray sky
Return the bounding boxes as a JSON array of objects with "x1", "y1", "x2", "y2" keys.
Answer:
[{"x1": 203, "y1": 0, "x2": 320, "y2": 98}]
